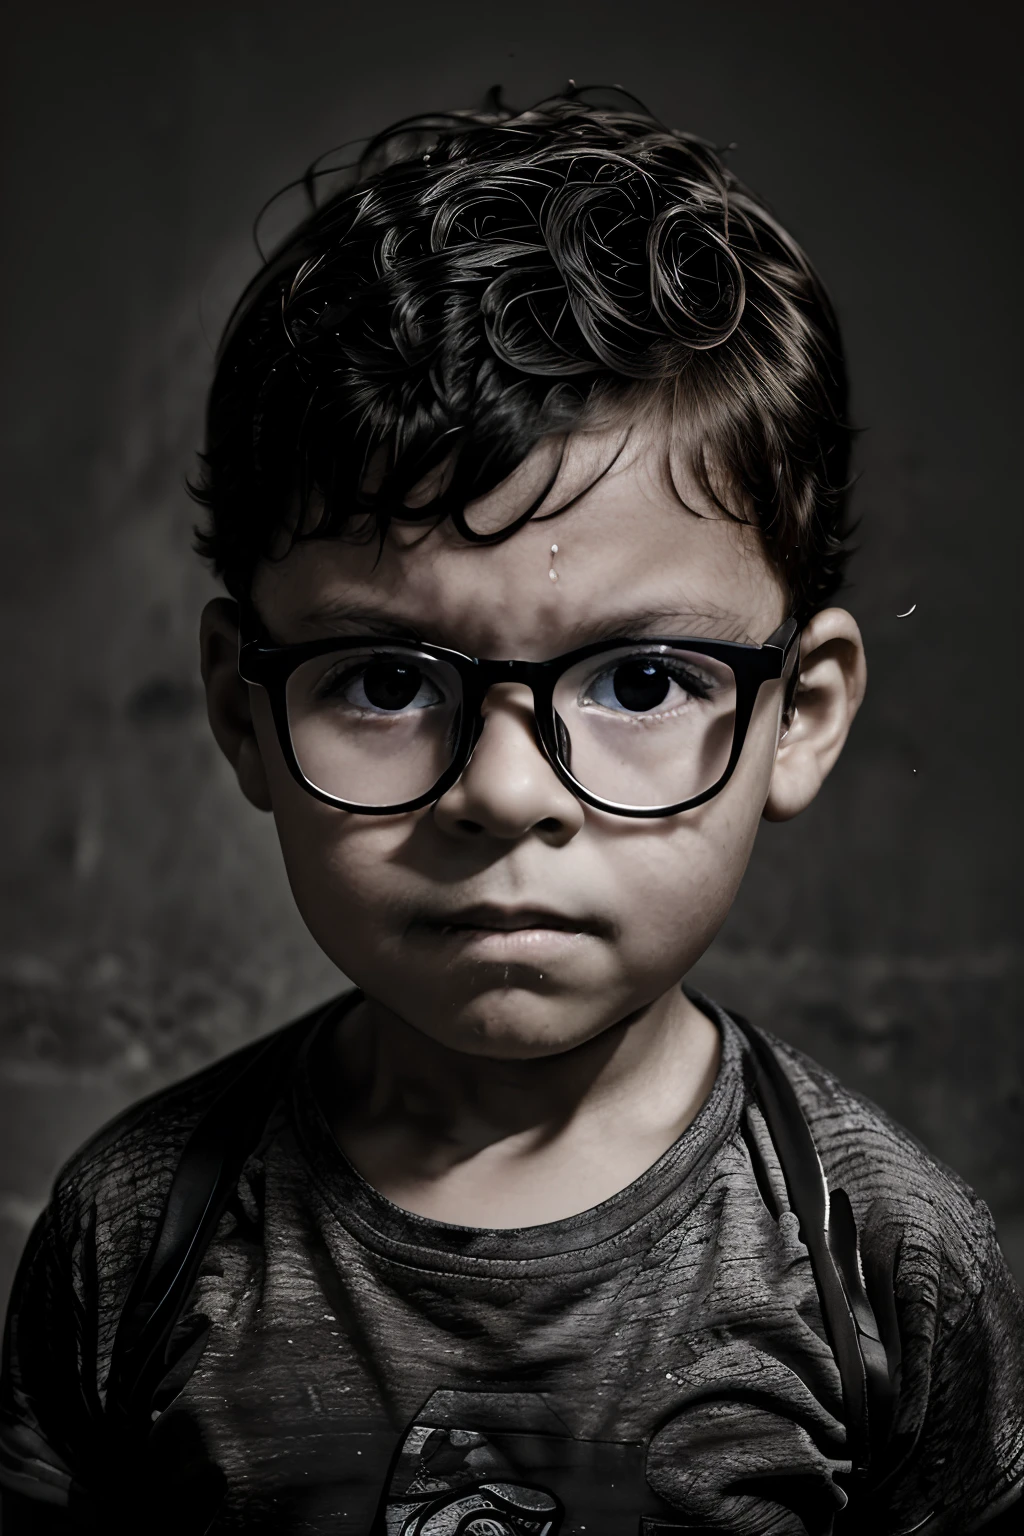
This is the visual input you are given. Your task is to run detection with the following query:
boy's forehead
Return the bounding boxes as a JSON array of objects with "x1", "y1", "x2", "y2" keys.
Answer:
[{"x1": 253, "y1": 432, "x2": 787, "y2": 653}]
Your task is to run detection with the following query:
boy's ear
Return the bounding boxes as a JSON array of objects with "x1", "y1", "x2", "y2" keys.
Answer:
[
  {"x1": 200, "y1": 597, "x2": 273, "y2": 812},
  {"x1": 763, "y1": 607, "x2": 866, "y2": 822}
]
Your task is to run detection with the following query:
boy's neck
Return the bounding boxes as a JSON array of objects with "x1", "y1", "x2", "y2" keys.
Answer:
[{"x1": 317, "y1": 986, "x2": 721, "y2": 1228}]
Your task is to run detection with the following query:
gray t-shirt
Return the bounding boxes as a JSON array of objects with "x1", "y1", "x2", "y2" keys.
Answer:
[{"x1": 2, "y1": 994, "x2": 1022, "y2": 1533}]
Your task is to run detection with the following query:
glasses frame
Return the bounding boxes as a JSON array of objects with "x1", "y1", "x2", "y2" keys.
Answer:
[{"x1": 237, "y1": 611, "x2": 799, "y2": 819}]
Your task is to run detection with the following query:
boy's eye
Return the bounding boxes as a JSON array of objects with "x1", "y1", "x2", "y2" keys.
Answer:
[
  {"x1": 318, "y1": 657, "x2": 444, "y2": 714},
  {"x1": 583, "y1": 657, "x2": 713, "y2": 715}
]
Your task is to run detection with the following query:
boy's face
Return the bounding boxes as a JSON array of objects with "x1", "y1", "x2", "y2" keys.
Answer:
[{"x1": 203, "y1": 427, "x2": 863, "y2": 1060}]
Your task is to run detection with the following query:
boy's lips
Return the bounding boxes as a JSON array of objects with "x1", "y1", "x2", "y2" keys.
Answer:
[
  {"x1": 407, "y1": 905, "x2": 611, "y2": 961},
  {"x1": 418, "y1": 903, "x2": 607, "y2": 936}
]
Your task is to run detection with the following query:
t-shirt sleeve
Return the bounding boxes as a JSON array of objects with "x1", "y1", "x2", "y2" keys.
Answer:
[
  {"x1": 871, "y1": 1193, "x2": 1024, "y2": 1534},
  {"x1": 0, "y1": 1203, "x2": 90, "y2": 1521}
]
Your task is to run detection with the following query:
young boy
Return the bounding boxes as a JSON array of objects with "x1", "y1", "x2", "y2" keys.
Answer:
[{"x1": 2, "y1": 92, "x2": 1021, "y2": 1535}]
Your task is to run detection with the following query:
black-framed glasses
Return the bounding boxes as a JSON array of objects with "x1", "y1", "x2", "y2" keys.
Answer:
[{"x1": 238, "y1": 612, "x2": 799, "y2": 819}]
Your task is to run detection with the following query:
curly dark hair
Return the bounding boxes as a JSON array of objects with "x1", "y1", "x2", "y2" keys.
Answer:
[{"x1": 191, "y1": 88, "x2": 852, "y2": 620}]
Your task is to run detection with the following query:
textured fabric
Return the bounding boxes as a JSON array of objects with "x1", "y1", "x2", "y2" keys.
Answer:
[{"x1": 2, "y1": 993, "x2": 1022, "y2": 1535}]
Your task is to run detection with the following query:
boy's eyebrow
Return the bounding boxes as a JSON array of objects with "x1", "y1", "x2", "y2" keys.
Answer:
[
  {"x1": 559, "y1": 606, "x2": 761, "y2": 647},
  {"x1": 293, "y1": 604, "x2": 426, "y2": 640},
  {"x1": 296, "y1": 600, "x2": 760, "y2": 648}
]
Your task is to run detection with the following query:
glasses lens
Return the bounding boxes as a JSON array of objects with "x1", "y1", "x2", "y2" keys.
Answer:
[
  {"x1": 553, "y1": 644, "x2": 738, "y2": 810},
  {"x1": 285, "y1": 647, "x2": 462, "y2": 808}
]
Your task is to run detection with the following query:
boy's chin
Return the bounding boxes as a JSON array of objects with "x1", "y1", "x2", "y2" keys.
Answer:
[{"x1": 392, "y1": 980, "x2": 625, "y2": 1061}]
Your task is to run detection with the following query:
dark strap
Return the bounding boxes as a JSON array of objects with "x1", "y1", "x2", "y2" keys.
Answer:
[
  {"x1": 729, "y1": 1011, "x2": 899, "y2": 1478},
  {"x1": 105, "y1": 1005, "x2": 329, "y2": 1429}
]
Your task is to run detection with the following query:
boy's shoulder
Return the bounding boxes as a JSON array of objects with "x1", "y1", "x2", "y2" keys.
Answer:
[
  {"x1": 753, "y1": 1026, "x2": 1024, "y2": 1530},
  {"x1": 762, "y1": 1024, "x2": 1009, "y2": 1312},
  {"x1": 45, "y1": 1001, "x2": 332, "y2": 1270},
  {"x1": 47, "y1": 1036, "x2": 250, "y2": 1257}
]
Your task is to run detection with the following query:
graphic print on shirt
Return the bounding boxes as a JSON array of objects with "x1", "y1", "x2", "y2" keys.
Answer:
[
  {"x1": 372, "y1": 1390, "x2": 681, "y2": 1536},
  {"x1": 376, "y1": 1423, "x2": 563, "y2": 1536}
]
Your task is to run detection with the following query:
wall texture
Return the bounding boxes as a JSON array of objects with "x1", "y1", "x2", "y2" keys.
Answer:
[{"x1": 1, "y1": 0, "x2": 1021, "y2": 1310}]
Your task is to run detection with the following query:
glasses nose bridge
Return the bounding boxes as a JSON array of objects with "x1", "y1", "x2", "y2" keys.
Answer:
[
  {"x1": 469, "y1": 655, "x2": 551, "y2": 707},
  {"x1": 464, "y1": 657, "x2": 557, "y2": 756}
]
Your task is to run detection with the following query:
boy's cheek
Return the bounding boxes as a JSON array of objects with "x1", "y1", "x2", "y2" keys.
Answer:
[
  {"x1": 253, "y1": 707, "x2": 412, "y2": 880},
  {"x1": 606, "y1": 831, "x2": 747, "y2": 976},
  {"x1": 272, "y1": 805, "x2": 419, "y2": 946}
]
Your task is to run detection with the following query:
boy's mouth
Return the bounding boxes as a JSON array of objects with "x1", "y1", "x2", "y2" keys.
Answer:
[
  {"x1": 408, "y1": 905, "x2": 610, "y2": 959},
  {"x1": 428, "y1": 904, "x2": 603, "y2": 936}
]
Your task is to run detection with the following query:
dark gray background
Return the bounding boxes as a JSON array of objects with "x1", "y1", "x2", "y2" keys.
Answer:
[{"x1": 1, "y1": 0, "x2": 1021, "y2": 1310}]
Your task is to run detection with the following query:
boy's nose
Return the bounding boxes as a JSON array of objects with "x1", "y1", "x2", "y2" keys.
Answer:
[{"x1": 431, "y1": 683, "x2": 585, "y2": 843}]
